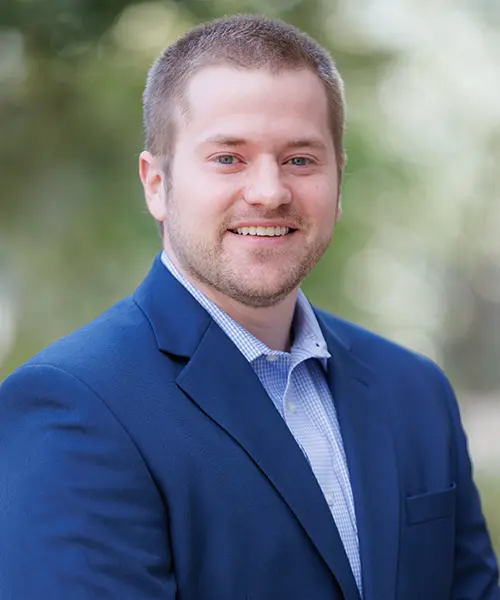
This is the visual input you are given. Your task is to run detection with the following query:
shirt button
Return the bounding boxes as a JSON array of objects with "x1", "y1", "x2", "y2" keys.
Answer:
[
  {"x1": 266, "y1": 354, "x2": 278, "y2": 362},
  {"x1": 326, "y1": 492, "x2": 334, "y2": 506},
  {"x1": 287, "y1": 402, "x2": 296, "y2": 414}
]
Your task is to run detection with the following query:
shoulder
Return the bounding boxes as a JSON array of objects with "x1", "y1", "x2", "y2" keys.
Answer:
[
  {"x1": 315, "y1": 307, "x2": 450, "y2": 389},
  {"x1": 3, "y1": 295, "x2": 159, "y2": 393}
]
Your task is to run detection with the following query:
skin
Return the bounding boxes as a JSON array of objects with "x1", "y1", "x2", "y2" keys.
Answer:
[{"x1": 140, "y1": 66, "x2": 344, "y2": 351}]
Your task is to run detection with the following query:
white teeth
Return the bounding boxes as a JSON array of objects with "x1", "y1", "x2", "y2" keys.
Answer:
[{"x1": 235, "y1": 226, "x2": 290, "y2": 236}]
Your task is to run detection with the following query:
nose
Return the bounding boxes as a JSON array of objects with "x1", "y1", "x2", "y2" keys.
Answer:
[{"x1": 244, "y1": 158, "x2": 291, "y2": 208}]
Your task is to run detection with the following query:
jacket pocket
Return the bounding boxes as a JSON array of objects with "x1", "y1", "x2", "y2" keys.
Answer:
[{"x1": 405, "y1": 483, "x2": 456, "y2": 525}]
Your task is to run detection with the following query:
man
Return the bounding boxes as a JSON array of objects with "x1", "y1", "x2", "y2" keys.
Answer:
[{"x1": 0, "y1": 14, "x2": 498, "y2": 600}]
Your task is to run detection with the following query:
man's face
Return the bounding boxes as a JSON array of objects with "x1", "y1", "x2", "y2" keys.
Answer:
[{"x1": 144, "y1": 66, "x2": 342, "y2": 308}]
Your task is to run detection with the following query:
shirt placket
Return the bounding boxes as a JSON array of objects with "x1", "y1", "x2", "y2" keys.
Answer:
[{"x1": 283, "y1": 365, "x2": 337, "y2": 505}]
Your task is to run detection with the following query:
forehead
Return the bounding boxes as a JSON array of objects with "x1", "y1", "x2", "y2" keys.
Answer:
[{"x1": 178, "y1": 66, "x2": 332, "y2": 147}]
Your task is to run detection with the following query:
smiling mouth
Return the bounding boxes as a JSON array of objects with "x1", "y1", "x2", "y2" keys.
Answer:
[{"x1": 229, "y1": 226, "x2": 297, "y2": 237}]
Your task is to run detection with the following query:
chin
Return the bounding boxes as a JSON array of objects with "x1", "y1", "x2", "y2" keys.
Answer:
[{"x1": 229, "y1": 282, "x2": 297, "y2": 309}]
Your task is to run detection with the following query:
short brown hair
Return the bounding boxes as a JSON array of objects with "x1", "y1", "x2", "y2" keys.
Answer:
[{"x1": 143, "y1": 14, "x2": 346, "y2": 168}]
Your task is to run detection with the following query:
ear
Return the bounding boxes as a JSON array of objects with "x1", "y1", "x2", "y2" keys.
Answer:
[
  {"x1": 139, "y1": 151, "x2": 167, "y2": 222},
  {"x1": 339, "y1": 150, "x2": 347, "y2": 169},
  {"x1": 335, "y1": 195, "x2": 343, "y2": 223},
  {"x1": 334, "y1": 151, "x2": 346, "y2": 223}
]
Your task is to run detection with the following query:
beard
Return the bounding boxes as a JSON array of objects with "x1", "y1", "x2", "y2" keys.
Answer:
[
  {"x1": 163, "y1": 217, "x2": 331, "y2": 309},
  {"x1": 161, "y1": 176, "x2": 333, "y2": 308}
]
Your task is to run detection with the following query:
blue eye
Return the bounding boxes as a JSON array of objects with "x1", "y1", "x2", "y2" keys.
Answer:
[
  {"x1": 216, "y1": 155, "x2": 238, "y2": 165},
  {"x1": 289, "y1": 157, "x2": 312, "y2": 166}
]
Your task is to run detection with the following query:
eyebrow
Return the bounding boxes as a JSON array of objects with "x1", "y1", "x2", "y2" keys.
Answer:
[
  {"x1": 284, "y1": 138, "x2": 328, "y2": 152},
  {"x1": 201, "y1": 135, "x2": 248, "y2": 147},
  {"x1": 200, "y1": 135, "x2": 328, "y2": 152}
]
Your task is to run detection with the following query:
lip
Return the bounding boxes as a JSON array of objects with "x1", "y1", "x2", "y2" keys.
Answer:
[{"x1": 228, "y1": 222, "x2": 298, "y2": 229}]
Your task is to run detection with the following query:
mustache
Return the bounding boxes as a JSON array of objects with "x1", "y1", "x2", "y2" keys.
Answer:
[{"x1": 223, "y1": 209, "x2": 307, "y2": 229}]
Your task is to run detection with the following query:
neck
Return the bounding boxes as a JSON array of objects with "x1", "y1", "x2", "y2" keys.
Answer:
[{"x1": 202, "y1": 288, "x2": 298, "y2": 352}]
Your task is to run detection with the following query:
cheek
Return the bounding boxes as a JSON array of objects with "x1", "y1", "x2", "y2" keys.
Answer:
[
  {"x1": 170, "y1": 142, "x2": 243, "y2": 216},
  {"x1": 296, "y1": 181, "x2": 339, "y2": 224},
  {"x1": 173, "y1": 181, "x2": 234, "y2": 231}
]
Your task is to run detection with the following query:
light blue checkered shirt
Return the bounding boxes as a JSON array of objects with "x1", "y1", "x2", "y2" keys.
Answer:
[{"x1": 161, "y1": 251, "x2": 362, "y2": 594}]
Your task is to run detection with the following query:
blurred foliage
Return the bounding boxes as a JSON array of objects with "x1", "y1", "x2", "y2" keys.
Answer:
[
  {"x1": 0, "y1": 0, "x2": 394, "y2": 378},
  {"x1": 0, "y1": 0, "x2": 499, "y2": 555},
  {"x1": 479, "y1": 475, "x2": 500, "y2": 555}
]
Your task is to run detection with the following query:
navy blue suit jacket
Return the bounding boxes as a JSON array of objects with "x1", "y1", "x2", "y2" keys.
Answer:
[{"x1": 0, "y1": 255, "x2": 498, "y2": 599}]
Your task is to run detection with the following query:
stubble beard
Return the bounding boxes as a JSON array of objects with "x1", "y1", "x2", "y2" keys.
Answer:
[
  {"x1": 165, "y1": 221, "x2": 331, "y2": 309},
  {"x1": 163, "y1": 183, "x2": 332, "y2": 308}
]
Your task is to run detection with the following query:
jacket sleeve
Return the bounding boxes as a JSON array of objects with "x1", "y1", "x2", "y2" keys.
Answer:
[
  {"x1": 0, "y1": 364, "x2": 177, "y2": 600},
  {"x1": 438, "y1": 369, "x2": 500, "y2": 600}
]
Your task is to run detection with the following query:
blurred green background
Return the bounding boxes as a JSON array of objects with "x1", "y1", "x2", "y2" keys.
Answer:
[{"x1": 1, "y1": 0, "x2": 499, "y2": 552}]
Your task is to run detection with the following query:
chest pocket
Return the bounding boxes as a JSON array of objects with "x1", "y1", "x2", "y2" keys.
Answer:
[{"x1": 405, "y1": 483, "x2": 456, "y2": 525}]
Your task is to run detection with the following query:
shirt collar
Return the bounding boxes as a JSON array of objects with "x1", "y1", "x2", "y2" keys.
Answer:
[
  {"x1": 161, "y1": 250, "x2": 330, "y2": 369},
  {"x1": 292, "y1": 291, "x2": 331, "y2": 368}
]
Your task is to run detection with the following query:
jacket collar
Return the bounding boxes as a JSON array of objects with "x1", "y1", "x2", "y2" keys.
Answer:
[
  {"x1": 133, "y1": 253, "x2": 213, "y2": 358},
  {"x1": 134, "y1": 253, "x2": 363, "y2": 363}
]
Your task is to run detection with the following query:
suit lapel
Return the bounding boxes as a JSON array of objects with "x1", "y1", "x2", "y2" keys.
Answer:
[
  {"x1": 176, "y1": 320, "x2": 361, "y2": 600},
  {"x1": 318, "y1": 316, "x2": 399, "y2": 600},
  {"x1": 135, "y1": 257, "x2": 396, "y2": 600}
]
